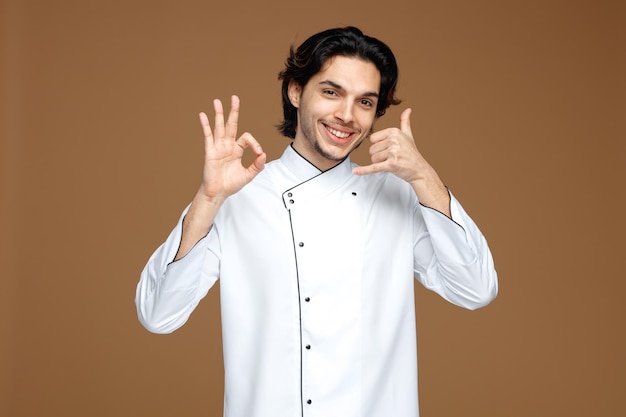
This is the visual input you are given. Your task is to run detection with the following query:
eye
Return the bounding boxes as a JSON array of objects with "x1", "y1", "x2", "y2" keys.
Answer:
[
  {"x1": 323, "y1": 89, "x2": 338, "y2": 97},
  {"x1": 360, "y1": 99, "x2": 374, "y2": 108}
]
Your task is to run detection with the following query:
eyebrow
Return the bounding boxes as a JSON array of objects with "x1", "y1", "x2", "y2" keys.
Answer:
[{"x1": 318, "y1": 80, "x2": 380, "y2": 99}]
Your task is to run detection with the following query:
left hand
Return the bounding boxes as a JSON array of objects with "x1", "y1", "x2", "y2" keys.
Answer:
[{"x1": 353, "y1": 108, "x2": 451, "y2": 216}]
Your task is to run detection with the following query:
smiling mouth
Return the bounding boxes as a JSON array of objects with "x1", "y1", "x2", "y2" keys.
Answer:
[{"x1": 323, "y1": 123, "x2": 356, "y2": 142}]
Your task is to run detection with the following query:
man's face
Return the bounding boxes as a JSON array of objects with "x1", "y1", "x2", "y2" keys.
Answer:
[{"x1": 289, "y1": 56, "x2": 381, "y2": 171}]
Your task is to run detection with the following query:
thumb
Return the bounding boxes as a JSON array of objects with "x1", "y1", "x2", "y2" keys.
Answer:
[
  {"x1": 249, "y1": 151, "x2": 266, "y2": 176},
  {"x1": 239, "y1": 132, "x2": 266, "y2": 177},
  {"x1": 400, "y1": 108, "x2": 413, "y2": 137}
]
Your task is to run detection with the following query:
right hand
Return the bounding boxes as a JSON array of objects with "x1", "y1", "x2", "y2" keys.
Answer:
[{"x1": 198, "y1": 95, "x2": 266, "y2": 203}]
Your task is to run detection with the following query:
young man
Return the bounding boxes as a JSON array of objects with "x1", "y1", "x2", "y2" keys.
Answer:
[{"x1": 136, "y1": 26, "x2": 498, "y2": 417}]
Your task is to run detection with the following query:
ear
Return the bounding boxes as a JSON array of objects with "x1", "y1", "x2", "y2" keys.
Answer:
[{"x1": 288, "y1": 81, "x2": 302, "y2": 108}]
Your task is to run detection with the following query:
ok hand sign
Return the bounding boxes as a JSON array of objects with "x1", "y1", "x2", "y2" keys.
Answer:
[
  {"x1": 175, "y1": 96, "x2": 266, "y2": 260},
  {"x1": 198, "y1": 95, "x2": 266, "y2": 203}
]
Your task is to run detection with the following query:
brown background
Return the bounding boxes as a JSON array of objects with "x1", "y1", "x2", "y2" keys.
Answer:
[{"x1": 1, "y1": 0, "x2": 624, "y2": 416}]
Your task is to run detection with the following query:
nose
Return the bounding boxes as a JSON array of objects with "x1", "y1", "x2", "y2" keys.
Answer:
[{"x1": 334, "y1": 99, "x2": 354, "y2": 123}]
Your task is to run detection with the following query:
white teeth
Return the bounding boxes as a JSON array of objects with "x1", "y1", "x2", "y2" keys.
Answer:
[{"x1": 327, "y1": 126, "x2": 351, "y2": 139}]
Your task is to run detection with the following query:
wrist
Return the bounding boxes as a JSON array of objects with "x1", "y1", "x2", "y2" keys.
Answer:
[
  {"x1": 193, "y1": 189, "x2": 227, "y2": 208},
  {"x1": 410, "y1": 173, "x2": 451, "y2": 217}
]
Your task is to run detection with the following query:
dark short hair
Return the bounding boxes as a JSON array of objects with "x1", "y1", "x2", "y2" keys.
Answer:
[{"x1": 277, "y1": 26, "x2": 401, "y2": 138}]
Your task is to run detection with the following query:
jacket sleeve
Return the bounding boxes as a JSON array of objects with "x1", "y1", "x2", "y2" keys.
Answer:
[
  {"x1": 414, "y1": 190, "x2": 498, "y2": 310},
  {"x1": 135, "y1": 206, "x2": 221, "y2": 333}
]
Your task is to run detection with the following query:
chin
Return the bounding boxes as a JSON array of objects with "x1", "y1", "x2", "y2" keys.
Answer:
[{"x1": 317, "y1": 142, "x2": 354, "y2": 162}]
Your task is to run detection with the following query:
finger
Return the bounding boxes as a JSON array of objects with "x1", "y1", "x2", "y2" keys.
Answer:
[
  {"x1": 400, "y1": 108, "x2": 413, "y2": 137},
  {"x1": 239, "y1": 132, "x2": 266, "y2": 175},
  {"x1": 368, "y1": 129, "x2": 385, "y2": 144},
  {"x1": 353, "y1": 162, "x2": 386, "y2": 176},
  {"x1": 249, "y1": 151, "x2": 267, "y2": 176},
  {"x1": 238, "y1": 132, "x2": 264, "y2": 156},
  {"x1": 199, "y1": 112, "x2": 214, "y2": 144},
  {"x1": 369, "y1": 150, "x2": 388, "y2": 164},
  {"x1": 368, "y1": 139, "x2": 391, "y2": 157},
  {"x1": 212, "y1": 99, "x2": 226, "y2": 140},
  {"x1": 368, "y1": 126, "x2": 397, "y2": 144},
  {"x1": 225, "y1": 95, "x2": 240, "y2": 140}
]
